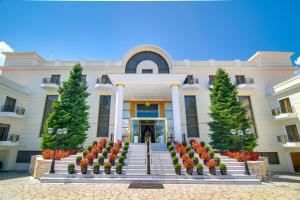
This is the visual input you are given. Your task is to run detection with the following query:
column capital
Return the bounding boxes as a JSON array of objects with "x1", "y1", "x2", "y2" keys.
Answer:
[
  {"x1": 170, "y1": 83, "x2": 180, "y2": 87},
  {"x1": 116, "y1": 83, "x2": 125, "y2": 87}
]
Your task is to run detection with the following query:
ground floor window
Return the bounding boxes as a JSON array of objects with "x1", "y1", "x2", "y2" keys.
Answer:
[
  {"x1": 16, "y1": 151, "x2": 42, "y2": 163},
  {"x1": 184, "y1": 96, "x2": 199, "y2": 137},
  {"x1": 259, "y1": 152, "x2": 280, "y2": 164},
  {"x1": 97, "y1": 95, "x2": 111, "y2": 137}
]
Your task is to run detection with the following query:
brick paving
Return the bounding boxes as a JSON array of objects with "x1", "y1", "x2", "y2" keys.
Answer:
[{"x1": 0, "y1": 172, "x2": 299, "y2": 200}]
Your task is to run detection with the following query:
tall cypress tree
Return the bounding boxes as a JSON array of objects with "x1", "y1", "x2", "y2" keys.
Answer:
[
  {"x1": 208, "y1": 68, "x2": 257, "y2": 151},
  {"x1": 40, "y1": 64, "x2": 90, "y2": 150}
]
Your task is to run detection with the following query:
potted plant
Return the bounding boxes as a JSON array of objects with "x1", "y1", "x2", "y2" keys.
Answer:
[
  {"x1": 200, "y1": 141, "x2": 205, "y2": 147},
  {"x1": 188, "y1": 150, "x2": 194, "y2": 158},
  {"x1": 192, "y1": 156, "x2": 199, "y2": 165},
  {"x1": 98, "y1": 155, "x2": 104, "y2": 165},
  {"x1": 116, "y1": 163, "x2": 123, "y2": 174},
  {"x1": 119, "y1": 156, "x2": 125, "y2": 165},
  {"x1": 110, "y1": 146, "x2": 119, "y2": 155},
  {"x1": 178, "y1": 146, "x2": 187, "y2": 157},
  {"x1": 80, "y1": 158, "x2": 89, "y2": 174},
  {"x1": 167, "y1": 141, "x2": 171, "y2": 147},
  {"x1": 186, "y1": 146, "x2": 191, "y2": 152},
  {"x1": 76, "y1": 156, "x2": 82, "y2": 165},
  {"x1": 123, "y1": 145, "x2": 128, "y2": 151},
  {"x1": 170, "y1": 150, "x2": 176, "y2": 157},
  {"x1": 172, "y1": 156, "x2": 178, "y2": 165},
  {"x1": 93, "y1": 163, "x2": 100, "y2": 174},
  {"x1": 206, "y1": 159, "x2": 217, "y2": 175},
  {"x1": 196, "y1": 163, "x2": 203, "y2": 175},
  {"x1": 174, "y1": 163, "x2": 181, "y2": 175},
  {"x1": 68, "y1": 163, "x2": 75, "y2": 174},
  {"x1": 184, "y1": 159, "x2": 194, "y2": 175},
  {"x1": 109, "y1": 154, "x2": 116, "y2": 166},
  {"x1": 208, "y1": 150, "x2": 215, "y2": 158},
  {"x1": 117, "y1": 139, "x2": 122, "y2": 148},
  {"x1": 93, "y1": 147, "x2": 99, "y2": 158},
  {"x1": 102, "y1": 149, "x2": 108, "y2": 159},
  {"x1": 168, "y1": 145, "x2": 174, "y2": 152},
  {"x1": 104, "y1": 161, "x2": 112, "y2": 174},
  {"x1": 220, "y1": 163, "x2": 227, "y2": 175},
  {"x1": 86, "y1": 152, "x2": 95, "y2": 166},
  {"x1": 214, "y1": 157, "x2": 220, "y2": 166},
  {"x1": 106, "y1": 145, "x2": 112, "y2": 151},
  {"x1": 201, "y1": 153, "x2": 211, "y2": 165},
  {"x1": 181, "y1": 154, "x2": 189, "y2": 163},
  {"x1": 109, "y1": 141, "x2": 113, "y2": 146},
  {"x1": 125, "y1": 141, "x2": 129, "y2": 146},
  {"x1": 182, "y1": 141, "x2": 187, "y2": 147},
  {"x1": 204, "y1": 145, "x2": 210, "y2": 152},
  {"x1": 87, "y1": 145, "x2": 93, "y2": 151},
  {"x1": 121, "y1": 150, "x2": 128, "y2": 158},
  {"x1": 93, "y1": 140, "x2": 98, "y2": 146},
  {"x1": 83, "y1": 149, "x2": 88, "y2": 157}
]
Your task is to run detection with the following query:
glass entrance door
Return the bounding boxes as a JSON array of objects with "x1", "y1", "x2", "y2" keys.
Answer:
[{"x1": 129, "y1": 118, "x2": 168, "y2": 143}]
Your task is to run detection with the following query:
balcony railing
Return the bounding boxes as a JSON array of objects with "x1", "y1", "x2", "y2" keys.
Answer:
[
  {"x1": 271, "y1": 106, "x2": 294, "y2": 116},
  {"x1": 96, "y1": 75, "x2": 112, "y2": 85},
  {"x1": 277, "y1": 135, "x2": 300, "y2": 144},
  {"x1": 42, "y1": 78, "x2": 60, "y2": 85},
  {"x1": 1, "y1": 105, "x2": 25, "y2": 116},
  {"x1": 236, "y1": 78, "x2": 254, "y2": 85},
  {"x1": 183, "y1": 77, "x2": 199, "y2": 85}
]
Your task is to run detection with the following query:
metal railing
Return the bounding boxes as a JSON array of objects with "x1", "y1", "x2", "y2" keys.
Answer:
[
  {"x1": 1, "y1": 105, "x2": 25, "y2": 115},
  {"x1": 183, "y1": 77, "x2": 199, "y2": 85},
  {"x1": 145, "y1": 132, "x2": 151, "y2": 175},
  {"x1": 277, "y1": 135, "x2": 300, "y2": 144},
  {"x1": 236, "y1": 78, "x2": 254, "y2": 85},
  {"x1": 42, "y1": 78, "x2": 60, "y2": 85},
  {"x1": 96, "y1": 75, "x2": 112, "y2": 84},
  {"x1": 272, "y1": 106, "x2": 294, "y2": 116},
  {"x1": 0, "y1": 134, "x2": 20, "y2": 143}
]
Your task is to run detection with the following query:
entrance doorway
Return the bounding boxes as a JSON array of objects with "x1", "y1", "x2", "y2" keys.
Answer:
[
  {"x1": 141, "y1": 121, "x2": 155, "y2": 143},
  {"x1": 291, "y1": 152, "x2": 300, "y2": 173}
]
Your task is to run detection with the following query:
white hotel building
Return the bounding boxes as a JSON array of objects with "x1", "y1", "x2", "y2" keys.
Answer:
[{"x1": 0, "y1": 45, "x2": 299, "y2": 173}]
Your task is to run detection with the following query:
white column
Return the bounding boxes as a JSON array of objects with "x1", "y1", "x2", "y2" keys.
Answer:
[
  {"x1": 113, "y1": 84, "x2": 124, "y2": 142},
  {"x1": 171, "y1": 84, "x2": 182, "y2": 142}
]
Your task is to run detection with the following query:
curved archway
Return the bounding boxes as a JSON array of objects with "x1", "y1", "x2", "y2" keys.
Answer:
[{"x1": 125, "y1": 51, "x2": 170, "y2": 73}]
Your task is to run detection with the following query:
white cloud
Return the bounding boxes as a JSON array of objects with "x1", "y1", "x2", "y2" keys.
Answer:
[
  {"x1": 0, "y1": 41, "x2": 14, "y2": 66},
  {"x1": 295, "y1": 56, "x2": 300, "y2": 65}
]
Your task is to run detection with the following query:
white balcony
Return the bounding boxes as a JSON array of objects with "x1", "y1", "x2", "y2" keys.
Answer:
[
  {"x1": 0, "y1": 135, "x2": 20, "y2": 149},
  {"x1": 0, "y1": 105, "x2": 25, "y2": 119},
  {"x1": 277, "y1": 135, "x2": 300, "y2": 148},
  {"x1": 94, "y1": 76, "x2": 113, "y2": 90},
  {"x1": 236, "y1": 78, "x2": 255, "y2": 89},
  {"x1": 40, "y1": 78, "x2": 60, "y2": 90},
  {"x1": 182, "y1": 77, "x2": 200, "y2": 89},
  {"x1": 271, "y1": 107, "x2": 298, "y2": 121}
]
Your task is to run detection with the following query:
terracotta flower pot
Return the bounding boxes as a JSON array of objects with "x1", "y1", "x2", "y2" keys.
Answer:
[
  {"x1": 81, "y1": 167, "x2": 87, "y2": 174},
  {"x1": 186, "y1": 168, "x2": 193, "y2": 175},
  {"x1": 104, "y1": 168, "x2": 111, "y2": 174},
  {"x1": 209, "y1": 168, "x2": 216, "y2": 175}
]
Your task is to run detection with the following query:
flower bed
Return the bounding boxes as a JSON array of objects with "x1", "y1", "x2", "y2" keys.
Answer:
[
  {"x1": 42, "y1": 150, "x2": 78, "y2": 160},
  {"x1": 222, "y1": 151, "x2": 259, "y2": 162}
]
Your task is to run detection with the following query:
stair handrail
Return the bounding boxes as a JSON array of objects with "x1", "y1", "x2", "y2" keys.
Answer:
[{"x1": 145, "y1": 132, "x2": 151, "y2": 175}]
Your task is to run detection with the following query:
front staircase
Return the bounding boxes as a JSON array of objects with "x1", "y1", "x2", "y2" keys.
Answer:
[{"x1": 40, "y1": 143, "x2": 260, "y2": 184}]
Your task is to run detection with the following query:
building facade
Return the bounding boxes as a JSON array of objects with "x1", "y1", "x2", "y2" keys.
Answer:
[{"x1": 0, "y1": 45, "x2": 299, "y2": 173}]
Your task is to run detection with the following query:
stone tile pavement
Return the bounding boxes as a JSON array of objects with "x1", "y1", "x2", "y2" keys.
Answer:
[{"x1": 0, "y1": 171, "x2": 300, "y2": 200}]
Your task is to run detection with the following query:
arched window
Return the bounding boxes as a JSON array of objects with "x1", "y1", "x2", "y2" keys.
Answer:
[{"x1": 125, "y1": 51, "x2": 169, "y2": 73}]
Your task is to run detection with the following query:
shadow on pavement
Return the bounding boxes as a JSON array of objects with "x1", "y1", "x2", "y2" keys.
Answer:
[{"x1": 0, "y1": 171, "x2": 29, "y2": 181}]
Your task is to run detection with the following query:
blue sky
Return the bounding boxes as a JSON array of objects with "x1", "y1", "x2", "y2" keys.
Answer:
[{"x1": 0, "y1": 0, "x2": 299, "y2": 65}]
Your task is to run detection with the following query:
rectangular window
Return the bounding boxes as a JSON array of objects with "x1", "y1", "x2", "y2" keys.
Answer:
[
  {"x1": 16, "y1": 151, "x2": 42, "y2": 163},
  {"x1": 3, "y1": 96, "x2": 16, "y2": 112},
  {"x1": 82, "y1": 75, "x2": 87, "y2": 85},
  {"x1": 286, "y1": 125, "x2": 300, "y2": 142},
  {"x1": 279, "y1": 98, "x2": 293, "y2": 113},
  {"x1": 0, "y1": 123, "x2": 10, "y2": 141},
  {"x1": 235, "y1": 75, "x2": 245, "y2": 85},
  {"x1": 238, "y1": 96, "x2": 257, "y2": 136},
  {"x1": 142, "y1": 69, "x2": 153, "y2": 74},
  {"x1": 184, "y1": 96, "x2": 199, "y2": 137},
  {"x1": 209, "y1": 75, "x2": 216, "y2": 85},
  {"x1": 136, "y1": 104, "x2": 159, "y2": 118},
  {"x1": 97, "y1": 95, "x2": 111, "y2": 137},
  {"x1": 51, "y1": 74, "x2": 61, "y2": 85},
  {"x1": 259, "y1": 152, "x2": 280, "y2": 164},
  {"x1": 123, "y1": 102, "x2": 131, "y2": 119},
  {"x1": 165, "y1": 103, "x2": 174, "y2": 137},
  {"x1": 40, "y1": 95, "x2": 58, "y2": 136}
]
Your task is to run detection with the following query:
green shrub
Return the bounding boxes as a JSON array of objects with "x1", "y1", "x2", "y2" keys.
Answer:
[
  {"x1": 172, "y1": 156, "x2": 178, "y2": 164},
  {"x1": 121, "y1": 150, "x2": 128, "y2": 156},
  {"x1": 220, "y1": 163, "x2": 227, "y2": 170},
  {"x1": 182, "y1": 141, "x2": 187, "y2": 146},
  {"x1": 188, "y1": 150, "x2": 194, "y2": 157},
  {"x1": 186, "y1": 146, "x2": 191, "y2": 152},
  {"x1": 102, "y1": 149, "x2": 108, "y2": 156},
  {"x1": 200, "y1": 141, "x2": 205, "y2": 147},
  {"x1": 119, "y1": 156, "x2": 125, "y2": 161},
  {"x1": 116, "y1": 163, "x2": 123, "y2": 170},
  {"x1": 109, "y1": 141, "x2": 113, "y2": 146},
  {"x1": 76, "y1": 155, "x2": 82, "y2": 161},
  {"x1": 204, "y1": 145, "x2": 210, "y2": 151},
  {"x1": 196, "y1": 163, "x2": 203, "y2": 169},
  {"x1": 93, "y1": 140, "x2": 97, "y2": 146},
  {"x1": 125, "y1": 141, "x2": 129, "y2": 146},
  {"x1": 98, "y1": 156, "x2": 104, "y2": 165},
  {"x1": 168, "y1": 145, "x2": 174, "y2": 152},
  {"x1": 174, "y1": 163, "x2": 181, "y2": 170},
  {"x1": 214, "y1": 157, "x2": 220, "y2": 162},
  {"x1": 208, "y1": 150, "x2": 215, "y2": 157},
  {"x1": 106, "y1": 145, "x2": 111, "y2": 151},
  {"x1": 87, "y1": 145, "x2": 93, "y2": 151},
  {"x1": 192, "y1": 157, "x2": 198, "y2": 162},
  {"x1": 170, "y1": 150, "x2": 176, "y2": 157},
  {"x1": 93, "y1": 163, "x2": 100, "y2": 170},
  {"x1": 68, "y1": 163, "x2": 75, "y2": 171},
  {"x1": 167, "y1": 141, "x2": 171, "y2": 147},
  {"x1": 123, "y1": 145, "x2": 128, "y2": 151}
]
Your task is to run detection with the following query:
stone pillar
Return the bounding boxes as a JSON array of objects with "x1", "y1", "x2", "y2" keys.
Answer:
[
  {"x1": 114, "y1": 84, "x2": 125, "y2": 142},
  {"x1": 171, "y1": 84, "x2": 182, "y2": 142}
]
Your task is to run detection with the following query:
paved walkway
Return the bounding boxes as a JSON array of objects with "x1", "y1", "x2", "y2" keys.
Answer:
[{"x1": 0, "y1": 172, "x2": 300, "y2": 200}]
